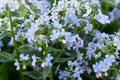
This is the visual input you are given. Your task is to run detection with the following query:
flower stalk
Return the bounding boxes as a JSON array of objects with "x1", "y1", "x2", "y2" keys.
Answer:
[{"x1": 8, "y1": 7, "x2": 24, "y2": 80}]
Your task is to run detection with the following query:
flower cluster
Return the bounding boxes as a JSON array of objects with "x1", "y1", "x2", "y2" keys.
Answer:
[
  {"x1": 0, "y1": 0, "x2": 120, "y2": 80},
  {"x1": 14, "y1": 54, "x2": 40, "y2": 70},
  {"x1": 93, "y1": 55, "x2": 115, "y2": 77},
  {"x1": 0, "y1": 0, "x2": 19, "y2": 12}
]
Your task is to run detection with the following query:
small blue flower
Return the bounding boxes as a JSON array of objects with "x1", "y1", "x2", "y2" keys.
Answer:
[
  {"x1": 14, "y1": 59, "x2": 20, "y2": 70},
  {"x1": 52, "y1": 21, "x2": 62, "y2": 29},
  {"x1": 0, "y1": 41, "x2": 3, "y2": 47},
  {"x1": 95, "y1": 10, "x2": 110, "y2": 24},
  {"x1": 20, "y1": 54, "x2": 29, "y2": 61},
  {"x1": 45, "y1": 54, "x2": 53, "y2": 67},
  {"x1": 31, "y1": 55, "x2": 40, "y2": 67},
  {"x1": 59, "y1": 70, "x2": 69, "y2": 80},
  {"x1": 73, "y1": 67, "x2": 83, "y2": 78},
  {"x1": 84, "y1": 23, "x2": 93, "y2": 34},
  {"x1": 50, "y1": 30, "x2": 60, "y2": 41}
]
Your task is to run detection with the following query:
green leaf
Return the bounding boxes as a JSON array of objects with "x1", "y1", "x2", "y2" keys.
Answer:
[
  {"x1": 101, "y1": 0, "x2": 115, "y2": 6},
  {"x1": 50, "y1": 0, "x2": 54, "y2": 4},
  {"x1": 0, "y1": 52, "x2": 14, "y2": 62},
  {"x1": 0, "y1": 63, "x2": 8, "y2": 80},
  {"x1": 103, "y1": 45, "x2": 115, "y2": 54},
  {"x1": 23, "y1": 71, "x2": 42, "y2": 80},
  {"x1": 56, "y1": 57, "x2": 74, "y2": 63},
  {"x1": 0, "y1": 31, "x2": 11, "y2": 40},
  {"x1": 43, "y1": 66, "x2": 51, "y2": 79},
  {"x1": 18, "y1": 46, "x2": 42, "y2": 57},
  {"x1": 48, "y1": 47, "x2": 62, "y2": 54}
]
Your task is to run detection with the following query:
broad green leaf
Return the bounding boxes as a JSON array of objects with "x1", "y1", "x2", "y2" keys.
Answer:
[
  {"x1": 101, "y1": 0, "x2": 115, "y2": 5},
  {"x1": 43, "y1": 66, "x2": 51, "y2": 79},
  {"x1": 0, "y1": 52, "x2": 14, "y2": 62},
  {"x1": 23, "y1": 71, "x2": 42, "y2": 80},
  {"x1": 0, "y1": 63, "x2": 8, "y2": 80},
  {"x1": 56, "y1": 57, "x2": 74, "y2": 63},
  {"x1": 0, "y1": 62, "x2": 18, "y2": 80}
]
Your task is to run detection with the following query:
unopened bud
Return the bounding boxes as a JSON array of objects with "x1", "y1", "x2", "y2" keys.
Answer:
[
  {"x1": 38, "y1": 47, "x2": 42, "y2": 52},
  {"x1": 62, "y1": 40, "x2": 67, "y2": 44}
]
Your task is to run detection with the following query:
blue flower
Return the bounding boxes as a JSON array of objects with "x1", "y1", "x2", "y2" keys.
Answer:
[
  {"x1": 14, "y1": 59, "x2": 20, "y2": 70},
  {"x1": 113, "y1": 36, "x2": 120, "y2": 50},
  {"x1": 31, "y1": 55, "x2": 40, "y2": 67},
  {"x1": 73, "y1": 67, "x2": 83, "y2": 78},
  {"x1": 45, "y1": 54, "x2": 53, "y2": 67},
  {"x1": 20, "y1": 54, "x2": 29, "y2": 61},
  {"x1": 84, "y1": 23, "x2": 93, "y2": 34},
  {"x1": 0, "y1": 41, "x2": 3, "y2": 47},
  {"x1": 50, "y1": 30, "x2": 61, "y2": 41},
  {"x1": 95, "y1": 10, "x2": 110, "y2": 24},
  {"x1": 93, "y1": 55, "x2": 115, "y2": 73},
  {"x1": 59, "y1": 70, "x2": 69, "y2": 80},
  {"x1": 52, "y1": 21, "x2": 62, "y2": 29}
]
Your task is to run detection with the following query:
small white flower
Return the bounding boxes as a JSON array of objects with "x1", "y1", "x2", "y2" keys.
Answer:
[
  {"x1": 104, "y1": 72, "x2": 108, "y2": 76},
  {"x1": 23, "y1": 64, "x2": 26, "y2": 69},
  {"x1": 14, "y1": 59, "x2": 20, "y2": 70},
  {"x1": 20, "y1": 54, "x2": 29, "y2": 61},
  {"x1": 41, "y1": 62, "x2": 45, "y2": 68},
  {"x1": 31, "y1": 55, "x2": 40, "y2": 67},
  {"x1": 61, "y1": 40, "x2": 67, "y2": 44},
  {"x1": 31, "y1": 55, "x2": 36, "y2": 67}
]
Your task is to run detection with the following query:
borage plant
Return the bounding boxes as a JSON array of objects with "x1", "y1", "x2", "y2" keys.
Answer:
[{"x1": 0, "y1": 0, "x2": 120, "y2": 80}]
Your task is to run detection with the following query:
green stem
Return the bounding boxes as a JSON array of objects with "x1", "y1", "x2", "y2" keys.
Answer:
[
  {"x1": 49, "y1": 46, "x2": 65, "y2": 80},
  {"x1": 20, "y1": 69, "x2": 24, "y2": 80},
  {"x1": 49, "y1": 68, "x2": 53, "y2": 80},
  {"x1": 8, "y1": 10, "x2": 19, "y2": 58},
  {"x1": 114, "y1": 68, "x2": 117, "y2": 80},
  {"x1": 8, "y1": 8, "x2": 24, "y2": 80},
  {"x1": 53, "y1": 46, "x2": 65, "y2": 64}
]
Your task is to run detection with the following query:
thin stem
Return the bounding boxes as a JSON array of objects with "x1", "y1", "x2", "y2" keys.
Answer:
[
  {"x1": 49, "y1": 68, "x2": 53, "y2": 80},
  {"x1": 53, "y1": 46, "x2": 65, "y2": 64},
  {"x1": 48, "y1": 46, "x2": 65, "y2": 80},
  {"x1": 114, "y1": 68, "x2": 117, "y2": 80},
  {"x1": 20, "y1": 69, "x2": 24, "y2": 80},
  {"x1": 8, "y1": 8, "x2": 24, "y2": 80},
  {"x1": 111, "y1": 64, "x2": 117, "y2": 80},
  {"x1": 8, "y1": 10, "x2": 19, "y2": 58}
]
